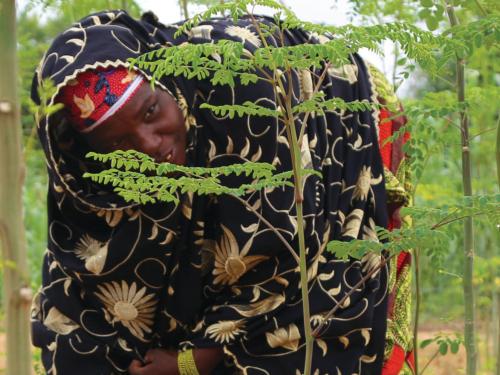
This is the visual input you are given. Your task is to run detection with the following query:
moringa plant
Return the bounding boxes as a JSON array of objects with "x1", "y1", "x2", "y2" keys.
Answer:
[{"x1": 82, "y1": 1, "x2": 500, "y2": 374}]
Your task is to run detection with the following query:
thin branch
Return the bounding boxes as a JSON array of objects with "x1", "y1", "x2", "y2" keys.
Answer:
[
  {"x1": 312, "y1": 253, "x2": 395, "y2": 337},
  {"x1": 497, "y1": 117, "x2": 500, "y2": 188},
  {"x1": 431, "y1": 209, "x2": 497, "y2": 230},
  {"x1": 469, "y1": 126, "x2": 497, "y2": 140},
  {"x1": 230, "y1": 195, "x2": 300, "y2": 264},
  {"x1": 419, "y1": 348, "x2": 440, "y2": 375},
  {"x1": 433, "y1": 73, "x2": 455, "y2": 88},
  {"x1": 473, "y1": 0, "x2": 488, "y2": 16},
  {"x1": 392, "y1": 42, "x2": 400, "y2": 89},
  {"x1": 297, "y1": 61, "x2": 332, "y2": 143},
  {"x1": 429, "y1": 207, "x2": 460, "y2": 230}
]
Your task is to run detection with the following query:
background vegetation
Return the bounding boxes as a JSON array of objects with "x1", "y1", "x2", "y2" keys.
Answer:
[{"x1": 1, "y1": 0, "x2": 498, "y2": 373}]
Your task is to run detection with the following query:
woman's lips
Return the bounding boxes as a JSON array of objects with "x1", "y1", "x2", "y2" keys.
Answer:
[
  {"x1": 158, "y1": 148, "x2": 173, "y2": 163},
  {"x1": 162, "y1": 149, "x2": 180, "y2": 165},
  {"x1": 159, "y1": 146, "x2": 185, "y2": 166}
]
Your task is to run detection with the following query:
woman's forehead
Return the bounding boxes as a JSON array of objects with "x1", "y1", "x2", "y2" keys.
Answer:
[
  {"x1": 118, "y1": 83, "x2": 155, "y2": 118},
  {"x1": 84, "y1": 84, "x2": 164, "y2": 143}
]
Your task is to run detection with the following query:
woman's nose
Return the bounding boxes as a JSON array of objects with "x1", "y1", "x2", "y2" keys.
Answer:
[{"x1": 133, "y1": 127, "x2": 162, "y2": 159}]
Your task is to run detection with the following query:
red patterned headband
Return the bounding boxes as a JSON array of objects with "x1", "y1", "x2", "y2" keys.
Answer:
[{"x1": 58, "y1": 66, "x2": 145, "y2": 133}]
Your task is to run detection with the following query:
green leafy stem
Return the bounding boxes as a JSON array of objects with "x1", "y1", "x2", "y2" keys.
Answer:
[{"x1": 84, "y1": 149, "x2": 320, "y2": 205}]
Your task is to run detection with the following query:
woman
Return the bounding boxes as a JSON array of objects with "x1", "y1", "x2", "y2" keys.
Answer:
[{"x1": 32, "y1": 9, "x2": 393, "y2": 374}]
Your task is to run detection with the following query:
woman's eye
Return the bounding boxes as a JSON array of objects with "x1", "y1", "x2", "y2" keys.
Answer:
[{"x1": 144, "y1": 102, "x2": 158, "y2": 120}]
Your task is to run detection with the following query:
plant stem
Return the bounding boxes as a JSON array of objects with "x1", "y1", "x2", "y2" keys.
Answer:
[
  {"x1": 431, "y1": 209, "x2": 495, "y2": 230},
  {"x1": 231, "y1": 195, "x2": 300, "y2": 264},
  {"x1": 445, "y1": 2, "x2": 477, "y2": 374},
  {"x1": 413, "y1": 247, "x2": 421, "y2": 375},
  {"x1": 419, "y1": 348, "x2": 440, "y2": 375},
  {"x1": 473, "y1": 0, "x2": 488, "y2": 16},
  {"x1": 296, "y1": 202, "x2": 313, "y2": 375},
  {"x1": 496, "y1": 292, "x2": 500, "y2": 375},
  {"x1": 249, "y1": 12, "x2": 314, "y2": 373},
  {"x1": 297, "y1": 62, "x2": 331, "y2": 143},
  {"x1": 392, "y1": 42, "x2": 399, "y2": 89},
  {"x1": 495, "y1": 109, "x2": 500, "y2": 375},
  {"x1": 285, "y1": 68, "x2": 313, "y2": 375},
  {"x1": 496, "y1": 117, "x2": 500, "y2": 188}
]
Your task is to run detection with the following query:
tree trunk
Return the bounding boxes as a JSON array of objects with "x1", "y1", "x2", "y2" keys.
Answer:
[
  {"x1": 494, "y1": 272, "x2": 500, "y2": 375},
  {"x1": 180, "y1": 0, "x2": 189, "y2": 19},
  {"x1": 445, "y1": 2, "x2": 477, "y2": 374},
  {"x1": 496, "y1": 115, "x2": 500, "y2": 187},
  {"x1": 494, "y1": 228, "x2": 500, "y2": 375},
  {"x1": 0, "y1": 2, "x2": 32, "y2": 375},
  {"x1": 495, "y1": 57, "x2": 500, "y2": 375}
]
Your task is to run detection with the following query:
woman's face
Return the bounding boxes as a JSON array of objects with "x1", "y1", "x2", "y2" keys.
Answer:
[{"x1": 83, "y1": 84, "x2": 187, "y2": 165}]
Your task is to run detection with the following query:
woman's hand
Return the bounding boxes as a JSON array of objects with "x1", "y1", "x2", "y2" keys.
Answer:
[
  {"x1": 128, "y1": 347, "x2": 224, "y2": 375},
  {"x1": 129, "y1": 349, "x2": 179, "y2": 375}
]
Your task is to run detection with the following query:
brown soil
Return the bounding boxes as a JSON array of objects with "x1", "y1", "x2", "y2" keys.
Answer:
[
  {"x1": 417, "y1": 327, "x2": 467, "y2": 375},
  {"x1": 415, "y1": 323, "x2": 495, "y2": 375}
]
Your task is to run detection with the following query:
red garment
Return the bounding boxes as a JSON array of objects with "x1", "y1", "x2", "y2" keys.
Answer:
[
  {"x1": 378, "y1": 107, "x2": 414, "y2": 375},
  {"x1": 383, "y1": 344, "x2": 406, "y2": 375}
]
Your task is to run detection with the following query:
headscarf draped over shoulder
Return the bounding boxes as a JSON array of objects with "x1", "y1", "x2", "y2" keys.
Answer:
[{"x1": 31, "y1": 10, "x2": 201, "y2": 374}]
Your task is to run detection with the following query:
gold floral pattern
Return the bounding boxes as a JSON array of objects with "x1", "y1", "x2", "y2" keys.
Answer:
[
  {"x1": 352, "y1": 166, "x2": 371, "y2": 201},
  {"x1": 43, "y1": 307, "x2": 79, "y2": 335},
  {"x1": 352, "y1": 166, "x2": 384, "y2": 202},
  {"x1": 75, "y1": 234, "x2": 109, "y2": 274},
  {"x1": 95, "y1": 281, "x2": 157, "y2": 341},
  {"x1": 221, "y1": 293, "x2": 285, "y2": 318},
  {"x1": 188, "y1": 25, "x2": 214, "y2": 40},
  {"x1": 120, "y1": 69, "x2": 137, "y2": 84},
  {"x1": 224, "y1": 25, "x2": 261, "y2": 47},
  {"x1": 361, "y1": 252, "x2": 382, "y2": 278},
  {"x1": 265, "y1": 323, "x2": 301, "y2": 351},
  {"x1": 73, "y1": 93, "x2": 95, "y2": 118},
  {"x1": 327, "y1": 64, "x2": 359, "y2": 84},
  {"x1": 96, "y1": 209, "x2": 123, "y2": 227},
  {"x1": 341, "y1": 208, "x2": 364, "y2": 238},
  {"x1": 205, "y1": 320, "x2": 246, "y2": 343},
  {"x1": 362, "y1": 218, "x2": 378, "y2": 241},
  {"x1": 213, "y1": 225, "x2": 268, "y2": 285}
]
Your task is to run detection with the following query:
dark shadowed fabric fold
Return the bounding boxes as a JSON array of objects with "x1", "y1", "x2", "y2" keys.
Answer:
[{"x1": 32, "y1": 10, "x2": 389, "y2": 374}]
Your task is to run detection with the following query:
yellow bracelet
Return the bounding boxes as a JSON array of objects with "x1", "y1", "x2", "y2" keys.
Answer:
[{"x1": 178, "y1": 349, "x2": 200, "y2": 375}]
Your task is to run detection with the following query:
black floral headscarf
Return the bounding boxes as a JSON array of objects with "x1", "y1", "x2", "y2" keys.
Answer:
[{"x1": 32, "y1": 10, "x2": 389, "y2": 374}]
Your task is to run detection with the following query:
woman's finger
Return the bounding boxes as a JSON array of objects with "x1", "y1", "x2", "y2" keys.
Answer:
[{"x1": 128, "y1": 359, "x2": 145, "y2": 375}]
